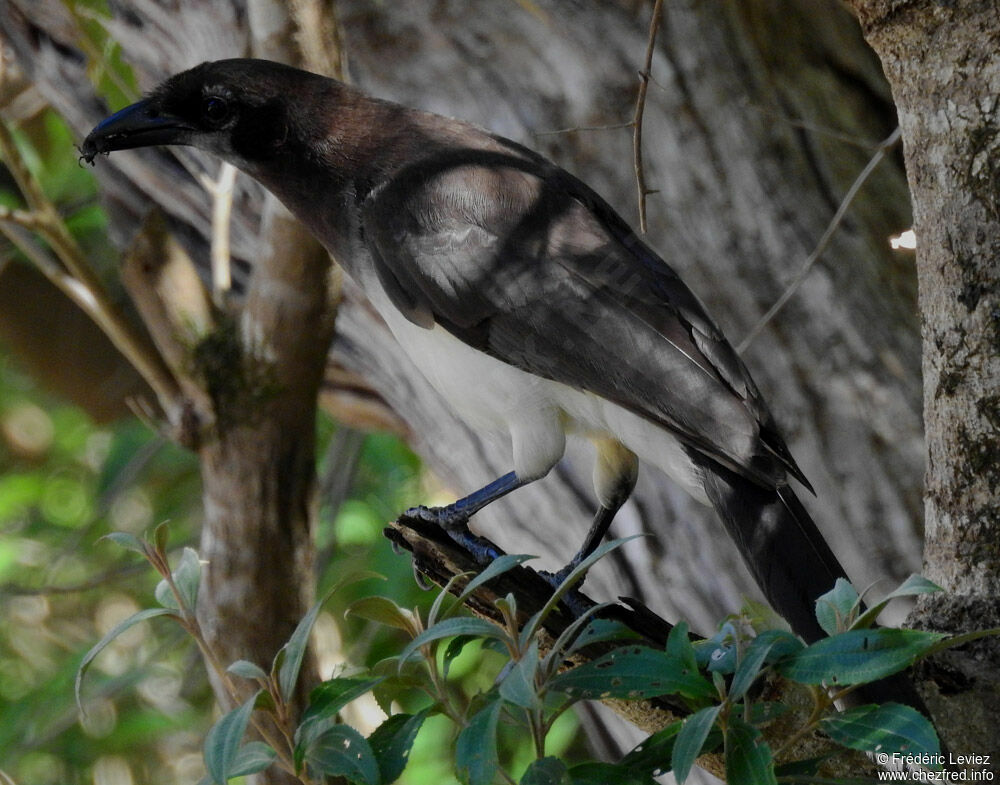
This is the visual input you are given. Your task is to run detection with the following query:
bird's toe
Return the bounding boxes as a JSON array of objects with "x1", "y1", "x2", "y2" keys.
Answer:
[{"x1": 400, "y1": 504, "x2": 470, "y2": 530}]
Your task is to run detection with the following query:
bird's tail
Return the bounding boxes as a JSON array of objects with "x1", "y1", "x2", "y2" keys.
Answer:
[
  {"x1": 697, "y1": 457, "x2": 845, "y2": 643},
  {"x1": 696, "y1": 454, "x2": 929, "y2": 710}
]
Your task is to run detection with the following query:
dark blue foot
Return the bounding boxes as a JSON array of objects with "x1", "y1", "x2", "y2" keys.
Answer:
[
  {"x1": 537, "y1": 563, "x2": 596, "y2": 617},
  {"x1": 399, "y1": 505, "x2": 502, "y2": 565},
  {"x1": 401, "y1": 504, "x2": 470, "y2": 531}
]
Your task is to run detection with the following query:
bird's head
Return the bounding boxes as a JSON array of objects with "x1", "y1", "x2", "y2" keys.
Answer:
[{"x1": 81, "y1": 59, "x2": 331, "y2": 170}]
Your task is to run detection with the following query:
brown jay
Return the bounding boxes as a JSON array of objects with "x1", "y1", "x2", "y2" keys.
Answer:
[{"x1": 82, "y1": 58, "x2": 855, "y2": 645}]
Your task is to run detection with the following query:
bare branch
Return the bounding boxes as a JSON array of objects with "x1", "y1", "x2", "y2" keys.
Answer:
[
  {"x1": 289, "y1": 0, "x2": 346, "y2": 79},
  {"x1": 533, "y1": 121, "x2": 634, "y2": 138},
  {"x1": 0, "y1": 116, "x2": 183, "y2": 412},
  {"x1": 737, "y1": 126, "x2": 902, "y2": 354},
  {"x1": 198, "y1": 161, "x2": 238, "y2": 298},
  {"x1": 632, "y1": 0, "x2": 664, "y2": 234},
  {"x1": 120, "y1": 210, "x2": 216, "y2": 444}
]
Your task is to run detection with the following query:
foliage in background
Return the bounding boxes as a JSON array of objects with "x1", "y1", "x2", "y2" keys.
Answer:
[
  {"x1": 75, "y1": 531, "x2": 952, "y2": 785},
  {"x1": 0, "y1": 331, "x2": 509, "y2": 785}
]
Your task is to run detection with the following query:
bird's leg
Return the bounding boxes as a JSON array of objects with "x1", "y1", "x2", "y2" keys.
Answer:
[
  {"x1": 400, "y1": 471, "x2": 526, "y2": 563},
  {"x1": 546, "y1": 494, "x2": 629, "y2": 585},
  {"x1": 545, "y1": 439, "x2": 637, "y2": 587}
]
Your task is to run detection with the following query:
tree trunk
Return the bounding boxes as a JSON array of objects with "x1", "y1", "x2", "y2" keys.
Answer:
[{"x1": 848, "y1": 0, "x2": 1000, "y2": 760}]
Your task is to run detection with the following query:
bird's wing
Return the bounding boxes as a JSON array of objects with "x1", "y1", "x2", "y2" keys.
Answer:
[{"x1": 361, "y1": 145, "x2": 807, "y2": 489}]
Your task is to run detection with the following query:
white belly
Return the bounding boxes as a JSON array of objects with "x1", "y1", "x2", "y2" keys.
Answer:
[{"x1": 367, "y1": 282, "x2": 708, "y2": 503}]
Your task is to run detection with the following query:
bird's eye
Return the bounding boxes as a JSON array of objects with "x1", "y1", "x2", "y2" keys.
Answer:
[{"x1": 203, "y1": 96, "x2": 232, "y2": 127}]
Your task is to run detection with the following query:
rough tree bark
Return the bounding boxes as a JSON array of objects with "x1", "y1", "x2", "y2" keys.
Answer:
[
  {"x1": 6, "y1": 0, "x2": 989, "y2": 776},
  {"x1": 847, "y1": 0, "x2": 1000, "y2": 759}
]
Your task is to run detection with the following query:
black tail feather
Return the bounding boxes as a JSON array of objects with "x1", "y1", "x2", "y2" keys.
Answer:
[
  {"x1": 694, "y1": 454, "x2": 929, "y2": 712},
  {"x1": 698, "y1": 457, "x2": 846, "y2": 643}
]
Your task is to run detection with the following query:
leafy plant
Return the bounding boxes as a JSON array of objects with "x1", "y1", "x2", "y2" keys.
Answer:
[{"x1": 80, "y1": 528, "x2": 993, "y2": 785}]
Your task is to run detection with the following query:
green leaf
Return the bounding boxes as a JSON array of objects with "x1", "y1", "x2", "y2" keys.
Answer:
[
  {"x1": 672, "y1": 706, "x2": 721, "y2": 783},
  {"x1": 204, "y1": 693, "x2": 259, "y2": 785},
  {"x1": 549, "y1": 646, "x2": 714, "y2": 702},
  {"x1": 891, "y1": 574, "x2": 943, "y2": 597},
  {"x1": 620, "y1": 721, "x2": 683, "y2": 776},
  {"x1": 923, "y1": 626, "x2": 1000, "y2": 656},
  {"x1": 428, "y1": 570, "x2": 475, "y2": 626},
  {"x1": 227, "y1": 660, "x2": 269, "y2": 681},
  {"x1": 76, "y1": 607, "x2": 177, "y2": 709},
  {"x1": 457, "y1": 553, "x2": 536, "y2": 605},
  {"x1": 346, "y1": 596, "x2": 417, "y2": 633},
  {"x1": 368, "y1": 709, "x2": 429, "y2": 784},
  {"x1": 693, "y1": 621, "x2": 740, "y2": 673},
  {"x1": 815, "y1": 578, "x2": 859, "y2": 636},
  {"x1": 567, "y1": 762, "x2": 652, "y2": 785},
  {"x1": 370, "y1": 657, "x2": 430, "y2": 715},
  {"x1": 729, "y1": 630, "x2": 801, "y2": 700},
  {"x1": 229, "y1": 742, "x2": 277, "y2": 778},
  {"x1": 565, "y1": 618, "x2": 640, "y2": 655},
  {"x1": 665, "y1": 622, "x2": 699, "y2": 674},
  {"x1": 520, "y1": 756, "x2": 569, "y2": 785},
  {"x1": 775, "y1": 629, "x2": 946, "y2": 686},
  {"x1": 821, "y1": 703, "x2": 940, "y2": 758},
  {"x1": 724, "y1": 717, "x2": 776, "y2": 785},
  {"x1": 398, "y1": 617, "x2": 513, "y2": 668},
  {"x1": 154, "y1": 579, "x2": 178, "y2": 610},
  {"x1": 455, "y1": 698, "x2": 502, "y2": 785},
  {"x1": 298, "y1": 677, "x2": 385, "y2": 745},
  {"x1": 278, "y1": 596, "x2": 327, "y2": 702},
  {"x1": 520, "y1": 537, "x2": 641, "y2": 643},
  {"x1": 154, "y1": 547, "x2": 201, "y2": 611},
  {"x1": 153, "y1": 520, "x2": 171, "y2": 555},
  {"x1": 852, "y1": 575, "x2": 944, "y2": 630},
  {"x1": 740, "y1": 598, "x2": 789, "y2": 633},
  {"x1": 100, "y1": 531, "x2": 149, "y2": 557},
  {"x1": 544, "y1": 602, "x2": 615, "y2": 666},
  {"x1": 443, "y1": 635, "x2": 478, "y2": 678},
  {"x1": 280, "y1": 571, "x2": 382, "y2": 701},
  {"x1": 174, "y1": 546, "x2": 201, "y2": 607},
  {"x1": 500, "y1": 641, "x2": 540, "y2": 709},
  {"x1": 302, "y1": 724, "x2": 379, "y2": 785}
]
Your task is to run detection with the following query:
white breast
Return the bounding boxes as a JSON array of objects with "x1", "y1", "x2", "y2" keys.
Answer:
[{"x1": 364, "y1": 276, "x2": 708, "y2": 504}]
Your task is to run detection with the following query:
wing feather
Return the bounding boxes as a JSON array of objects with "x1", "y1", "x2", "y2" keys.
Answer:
[{"x1": 361, "y1": 144, "x2": 808, "y2": 489}]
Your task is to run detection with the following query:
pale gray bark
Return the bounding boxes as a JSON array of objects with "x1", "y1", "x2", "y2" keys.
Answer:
[{"x1": 849, "y1": 0, "x2": 1000, "y2": 760}]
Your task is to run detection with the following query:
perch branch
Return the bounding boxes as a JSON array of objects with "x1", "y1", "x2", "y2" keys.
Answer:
[{"x1": 385, "y1": 514, "x2": 877, "y2": 779}]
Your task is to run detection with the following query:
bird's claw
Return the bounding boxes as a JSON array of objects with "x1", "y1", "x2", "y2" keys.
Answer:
[
  {"x1": 400, "y1": 504, "x2": 470, "y2": 531},
  {"x1": 398, "y1": 505, "x2": 500, "y2": 565}
]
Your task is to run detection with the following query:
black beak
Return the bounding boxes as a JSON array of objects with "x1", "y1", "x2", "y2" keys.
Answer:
[{"x1": 81, "y1": 99, "x2": 193, "y2": 163}]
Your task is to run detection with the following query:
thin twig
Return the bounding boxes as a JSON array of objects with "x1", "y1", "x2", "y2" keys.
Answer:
[
  {"x1": 289, "y1": 0, "x2": 346, "y2": 80},
  {"x1": 63, "y1": 6, "x2": 140, "y2": 103},
  {"x1": 207, "y1": 162, "x2": 237, "y2": 297},
  {"x1": 0, "y1": 204, "x2": 44, "y2": 230},
  {"x1": 737, "y1": 126, "x2": 902, "y2": 354},
  {"x1": 742, "y1": 100, "x2": 887, "y2": 151},
  {"x1": 533, "y1": 121, "x2": 634, "y2": 137},
  {"x1": 632, "y1": 0, "x2": 664, "y2": 234},
  {"x1": 0, "y1": 116, "x2": 182, "y2": 410}
]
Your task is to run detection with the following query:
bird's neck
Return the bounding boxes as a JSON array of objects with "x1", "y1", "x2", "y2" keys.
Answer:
[{"x1": 249, "y1": 84, "x2": 452, "y2": 270}]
